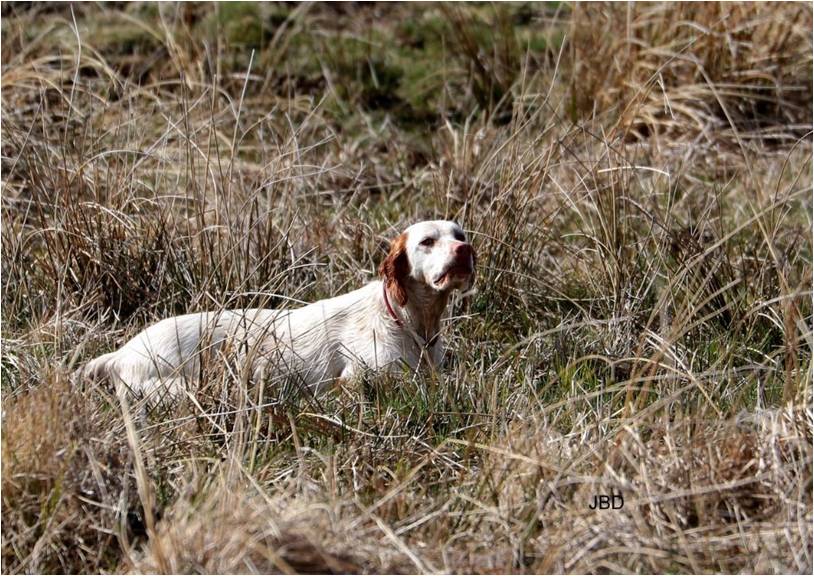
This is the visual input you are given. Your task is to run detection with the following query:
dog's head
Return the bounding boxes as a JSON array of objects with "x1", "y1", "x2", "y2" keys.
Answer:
[{"x1": 379, "y1": 220, "x2": 476, "y2": 306}]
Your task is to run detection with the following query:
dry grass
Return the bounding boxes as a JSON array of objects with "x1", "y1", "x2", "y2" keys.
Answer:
[
  {"x1": 1, "y1": 376, "x2": 129, "y2": 573},
  {"x1": 570, "y1": 2, "x2": 812, "y2": 143},
  {"x1": 1, "y1": 2, "x2": 812, "y2": 574}
]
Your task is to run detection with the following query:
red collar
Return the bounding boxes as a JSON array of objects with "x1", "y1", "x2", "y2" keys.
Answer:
[
  {"x1": 382, "y1": 282, "x2": 440, "y2": 347},
  {"x1": 382, "y1": 282, "x2": 403, "y2": 327}
]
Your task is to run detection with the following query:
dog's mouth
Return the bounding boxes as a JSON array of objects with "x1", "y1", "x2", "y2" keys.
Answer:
[{"x1": 434, "y1": 263, "x2": 473, "y2": 288}]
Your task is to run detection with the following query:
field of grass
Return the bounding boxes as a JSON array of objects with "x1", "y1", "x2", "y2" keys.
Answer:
[{"x1": 1, "y1": 2, "x2": 812, "y2": 574}]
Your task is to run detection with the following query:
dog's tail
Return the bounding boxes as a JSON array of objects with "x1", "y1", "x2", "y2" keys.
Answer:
[{"x1": 75, "y1": 351, "x2": 118, "y2": 384}]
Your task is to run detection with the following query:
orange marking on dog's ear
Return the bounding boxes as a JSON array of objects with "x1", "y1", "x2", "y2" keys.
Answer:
[{"x1": 379, "y1": 232, "x2": 409, "y2": 306}]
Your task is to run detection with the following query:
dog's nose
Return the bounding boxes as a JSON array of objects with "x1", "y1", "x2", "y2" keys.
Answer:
[{"x1": 453, "y1": 242, "x2": 473, "y2": 258}]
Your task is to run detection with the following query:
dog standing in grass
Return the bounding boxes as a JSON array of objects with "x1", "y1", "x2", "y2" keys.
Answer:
[{"x1": 79, "y1": 220, "x2": 476, "y2": 398}]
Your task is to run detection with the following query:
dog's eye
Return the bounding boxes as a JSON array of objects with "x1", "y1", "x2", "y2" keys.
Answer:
[
  {"x1": 420, "y1": 237, "x2": 435, "y2": 247},
  {"x1": 453, "y1": 230, "x2": 466, "y2": 242}
]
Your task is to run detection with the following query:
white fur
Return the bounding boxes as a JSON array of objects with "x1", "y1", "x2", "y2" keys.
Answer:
[{"x1": 79, "y1": 220, "x2": 475, "y2": 398}]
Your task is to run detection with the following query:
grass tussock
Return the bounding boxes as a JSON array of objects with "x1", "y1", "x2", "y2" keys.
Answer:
[
  {"x1": 1, "y1": 376, "x2": 130, "y2": 573},
  {"x1": 570, "y1": 2, "x2": 813, "y2": 143},
  {"x1": 2, "y1": 2, "x2": 812, "y2": 574},
  {"x1": 133, "y1": 485, "x2": 369, "y2": 574},
  {"x1": 490, "y1": 407, "x2": 812, "y2": 573}
]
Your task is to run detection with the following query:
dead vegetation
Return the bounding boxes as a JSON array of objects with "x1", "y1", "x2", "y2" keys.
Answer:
[{"x1": 1, "y1": 2, "x2": 812, "y2": 574}]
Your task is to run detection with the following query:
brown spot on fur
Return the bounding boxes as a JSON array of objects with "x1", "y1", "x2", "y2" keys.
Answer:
[{"x1": 379, "y1": 232, "x2": 409, "y2": 306}]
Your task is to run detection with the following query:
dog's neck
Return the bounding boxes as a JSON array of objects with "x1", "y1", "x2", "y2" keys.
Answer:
[{"x1": 383, "y1": 279, "x2": 450, "y2": 344}]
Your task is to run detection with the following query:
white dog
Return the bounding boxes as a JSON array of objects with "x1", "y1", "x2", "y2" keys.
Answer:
[{"x1": 79, "y1": 220, "x2": 476, "y2": 397}]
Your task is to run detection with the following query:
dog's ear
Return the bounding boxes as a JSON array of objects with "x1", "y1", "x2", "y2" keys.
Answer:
[{"x1": 379, "y1": 232, "x2": 409, "y2": 306}]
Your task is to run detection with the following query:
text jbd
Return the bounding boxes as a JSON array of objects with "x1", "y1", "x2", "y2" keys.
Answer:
[{"x1": 589, "y1": 491, "x2": 624, "y2": 509}]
